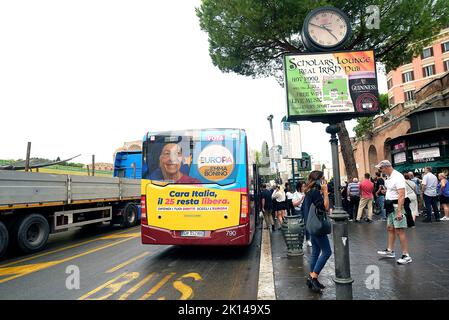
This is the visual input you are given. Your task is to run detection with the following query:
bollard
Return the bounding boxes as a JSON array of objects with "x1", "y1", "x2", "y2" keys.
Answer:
[{"x1": 281, "y1": 215, "x2": 304, "y2": 256}]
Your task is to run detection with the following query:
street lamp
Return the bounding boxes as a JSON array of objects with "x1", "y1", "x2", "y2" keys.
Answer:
[{"x1": 267, "y1": 115, "x2": 280, "y2": 184}]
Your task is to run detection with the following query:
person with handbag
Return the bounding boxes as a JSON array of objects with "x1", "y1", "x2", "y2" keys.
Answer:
[{"x1": 302, "y1": 171, "x2": 331, "y2": 294}]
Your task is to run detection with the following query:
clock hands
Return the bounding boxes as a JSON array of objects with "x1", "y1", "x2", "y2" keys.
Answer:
[
  {"x1": 309, "y1": 22, "x2": 339, "y2": 42},
  {"x1": 323, "y1": 26, "x2": 339, "y2": 41}
]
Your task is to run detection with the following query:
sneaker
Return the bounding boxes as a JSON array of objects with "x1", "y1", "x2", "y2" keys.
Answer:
[
  {"x1": 307, "y1": 240, "x2": 312, "y2": 247},
  {"x1": 377, "y1": 249, "x2": 395, "y2": 258},
  {"x1": 348, "y1": 219, "x2": 353, "y2": 222},
  {"x1": 354, "y1": 219, "x2": 361, "y2": 223},
  {"x1": 422, "y1": 218, "x2": 431, "y2": 223},
  {"x1": 397, "y1": 254, "x2": 412, "y2": 265},
  {"x1": 441, "y1": 217, "x2": 449, "y2": 221},
  {"x1": 366, "y1": 219, "x2": 373, "y2": 223}
]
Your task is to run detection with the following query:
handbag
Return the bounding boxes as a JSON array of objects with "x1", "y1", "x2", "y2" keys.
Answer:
[{"x1": 306, "y1": 202, "x2": 331, "y2": 236}]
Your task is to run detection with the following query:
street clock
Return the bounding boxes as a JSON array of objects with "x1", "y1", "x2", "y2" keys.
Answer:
[{"x1": 301, "y1": 6, "x2": 352, "y2": 52}]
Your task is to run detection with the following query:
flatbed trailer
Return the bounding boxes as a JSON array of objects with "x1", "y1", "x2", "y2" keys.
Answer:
[{"x1": 0, "y1": 171, "x2": 141, "y2": 258}]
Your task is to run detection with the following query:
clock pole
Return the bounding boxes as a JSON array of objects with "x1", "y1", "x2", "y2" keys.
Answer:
[{"x1": 301, "y1": 6, "x2": 354, "y2": 300}]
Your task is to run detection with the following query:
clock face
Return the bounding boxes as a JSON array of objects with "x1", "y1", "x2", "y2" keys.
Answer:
[{"x1": 306, "y1": 9, "x2": 349, "y2": 48}]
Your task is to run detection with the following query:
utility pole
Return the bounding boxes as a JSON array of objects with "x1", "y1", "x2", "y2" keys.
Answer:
[
  {"x1": 92, "y1": 155, "x2": 95, "y2": 176},
  {"x1": 267, "y1": 114, "x2": 280, "y2": 184},
  {"x1": 25, "y1": 142, "x2": 31, "y2": 172}
]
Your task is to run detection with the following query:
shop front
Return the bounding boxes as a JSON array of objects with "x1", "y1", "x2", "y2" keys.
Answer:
[{"x1": 389, "y1": 127, "x2": 449, "y2": 175}]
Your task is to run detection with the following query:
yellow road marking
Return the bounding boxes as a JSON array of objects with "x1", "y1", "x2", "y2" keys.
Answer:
[
  {"x1": 118, "y1": 272, "x2": 155, "y2": 300},
  {"x1": 0, "y1": 235, "x2": 138, "y2": 284},
  {"x1": 78, "y1": 272, "x2": 140, "y2": 300},
  {"x1": 173, "y1": 272, "x2": 202, "y2": 300},
  {"x1": 100, "y1": 232, "x2": 140, "y2": 240},
  {"x1": 106, "y1": 252, "x2": 150, "y2": 274},
  {"x1": 138, "y1": 272, "x2": 176, "y2": 300},
  {"x1": 0, "y1": 226, "x2": 139, "y2": 268}
]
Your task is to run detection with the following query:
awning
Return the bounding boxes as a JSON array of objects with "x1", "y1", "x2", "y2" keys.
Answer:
[{"x1": 394, "y1": 160, "x2": 449, "y2": 173}]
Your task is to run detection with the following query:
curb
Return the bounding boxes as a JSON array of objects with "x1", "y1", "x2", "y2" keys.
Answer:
[{"x1": 257, "y1": 218, "x2": 276, "y2": 300}]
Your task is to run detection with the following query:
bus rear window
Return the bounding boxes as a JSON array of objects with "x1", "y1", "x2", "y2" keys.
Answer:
[{"x1": 142, "y1": 131, "x2": 243, "y2": 185}]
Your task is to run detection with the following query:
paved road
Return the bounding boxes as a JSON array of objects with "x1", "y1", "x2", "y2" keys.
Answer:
[{"x1": 0, "y1": 224, "x2": 262, "y2": 300}]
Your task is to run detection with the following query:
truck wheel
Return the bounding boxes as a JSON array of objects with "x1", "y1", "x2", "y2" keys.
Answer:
[
  {"x1": 14, "y1": 214, "x2": 50, "y2": 254},
  {"x1": 0, "y1": 221, "x2": 9, "y2": 259},
  {"x1": 122, "y1": 203, "x2": 138, "y2": 228}
]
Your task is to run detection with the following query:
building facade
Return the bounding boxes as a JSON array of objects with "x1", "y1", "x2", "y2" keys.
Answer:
[
  {"x1": 387, "y1": 28, "x2": 449, "y2": 109},
  {"x1": 339, "y1": 72, "x2": 449, "y2": 180}
]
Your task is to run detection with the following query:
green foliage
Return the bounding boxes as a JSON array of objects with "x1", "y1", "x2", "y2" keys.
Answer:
[
  {"x1": 197, "y1": 0, "x2": 449, "y2": 82},
  {"x1": 353, "y1": 116, "x2": 374, "y2": 138}
]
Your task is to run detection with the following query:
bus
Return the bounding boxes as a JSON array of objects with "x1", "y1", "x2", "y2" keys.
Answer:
[{"x1": 140, "y1": 128, "x2": 258, "y2": 246}]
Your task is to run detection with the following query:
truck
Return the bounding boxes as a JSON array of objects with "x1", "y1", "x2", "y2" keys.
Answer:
[
  {"x1": 0, "y1": 170, "x2": 141, "y2": 259},
  {"x1": 113, "y1": 150, "x2": 142, "y2": 179}
]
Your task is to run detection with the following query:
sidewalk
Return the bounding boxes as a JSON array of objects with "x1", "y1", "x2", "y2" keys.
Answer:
[{"x1": 270, "y1": 217, "x2": 449, "y2": 300}]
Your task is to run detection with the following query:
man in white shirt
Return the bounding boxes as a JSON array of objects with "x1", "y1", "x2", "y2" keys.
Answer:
[
  {"x1": 375, "y1": 160, "x2": 412, "y2": 265},
  {"x1": 421, "y1": 167, "x2": 441, "y2": 223}
]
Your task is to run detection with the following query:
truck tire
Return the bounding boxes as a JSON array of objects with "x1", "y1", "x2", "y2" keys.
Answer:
[
  {"x1": 122, "y1": 203, "x2": 138, "y2": 228},
  {"x1": 14, "y1": 214, "x2": 50, "y2": 254},
  {"x1": 0, "y1": 221, "x2": 8, "y2": 259}
]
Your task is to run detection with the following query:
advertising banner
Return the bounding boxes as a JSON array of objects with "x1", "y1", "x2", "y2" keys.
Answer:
[
  {"x1": 412, "y1": 147, "x2": 440, "y2": 162},
  {"x1": 281, "y1": 122, "x2": 302, "y2": 159},
  {"x1": 284, "y1": 50, "x2": 380, "y2": 121}
]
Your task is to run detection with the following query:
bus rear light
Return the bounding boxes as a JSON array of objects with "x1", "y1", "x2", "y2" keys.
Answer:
[
  {"x1": 141, "y1": 195, "x2": 147, "y2": 224},
  {"x1": 239, "y1": 194, "x2": 249, "y2": 225}
]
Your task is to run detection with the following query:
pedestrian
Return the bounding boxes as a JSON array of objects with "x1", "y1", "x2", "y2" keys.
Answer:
[
  {"x1": 374, "y1": 172, "x2": 387, "y2": 221},
  {"x1": 292, "y1": 181, "x2": 311, "y2": 247},
  {"x1": 405, "y1": 173, "x2": 419, "y2": 222},
  {"x1": 260, "y1": 184, "x2": 275, "y2": 231},
  {"x1": 272, "y1": 185, "x2": 287, "y2": 227},
  {"x1": 421, "y1": 167, "x2": 441, "y2": 222},
  {"x1": 327, "y1": 178, "x2": 335, "y2": 210},
  {"x1": 410, "y1": 172, "x2": 422, "y2": 213},
  {"x1": 437, "y1": 172, "x2": 449, "y2": 221},
  {"x1": 341, "y1": 181, "x2": 349, "y2": 215},
  {"x1": 356, "y1": 173, "x2": 374, "y2": 223},
  {"x1": 302, "y1": 171, "x2": 331, "y2": 293},
  {"x1": 347, "y1": 178, "x2": 360, "y2": 221},
  {"x1": 376, "y1": 160, "x2": 412, "y2": 265},
  {"x1": 285, "y1": 183, "x2": 295, "y2": 217}
]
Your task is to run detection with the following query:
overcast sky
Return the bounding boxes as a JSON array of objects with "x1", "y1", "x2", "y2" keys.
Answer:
[{"x1": 0, "y1": 0, "x2": 387, "y2": 165}]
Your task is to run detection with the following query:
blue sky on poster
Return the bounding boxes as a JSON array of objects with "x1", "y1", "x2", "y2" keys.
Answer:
[{"x1": 0, "y1": 0, "x2": 387, "y2": 165}]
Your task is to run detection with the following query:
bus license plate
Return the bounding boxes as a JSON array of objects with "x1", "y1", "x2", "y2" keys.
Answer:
[{"x1": 181, "y1": 231, "x2": 205, "y2": 237}]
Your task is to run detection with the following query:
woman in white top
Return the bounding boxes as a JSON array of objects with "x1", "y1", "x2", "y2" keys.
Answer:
[
  {"x1": 405, "y1": 172, "x2": 419, "y2": 222},
  {"x1": 272, "y1": 185, "x2": 287, "y2": 226}
]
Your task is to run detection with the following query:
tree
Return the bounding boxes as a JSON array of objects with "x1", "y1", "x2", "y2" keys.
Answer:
[
  {"x1": 353, "y1": 93, "x2": 389, "y2": 139},
  {"x1": 197, "y1": 0, "x2": 449, "y2": 180}
]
